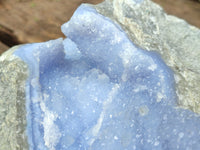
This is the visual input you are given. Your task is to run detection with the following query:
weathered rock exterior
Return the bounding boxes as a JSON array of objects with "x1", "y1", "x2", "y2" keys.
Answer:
[{"x1": 0, "y1": 46, "x2": 28, "y2": 150}]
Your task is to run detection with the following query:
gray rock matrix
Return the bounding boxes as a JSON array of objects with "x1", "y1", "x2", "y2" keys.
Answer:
[
  {"x1": 91, "y1": 0, "x2": 200, "y2": 113},
  {"x1": 0, "y1": 46, "x2": 28, "y2": 150}
]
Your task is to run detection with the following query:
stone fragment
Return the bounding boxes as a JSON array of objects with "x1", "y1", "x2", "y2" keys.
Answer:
[
  {"x1": 0, "y1": 46, "x2": 28, "y2": 150},
  {"x1": 0, "y1": 1, "x2": 200, "y2": 150}
]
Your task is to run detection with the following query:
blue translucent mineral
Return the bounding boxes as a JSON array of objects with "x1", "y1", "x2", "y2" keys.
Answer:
[{"x1": 13, "y1": 5, "x2": 200, "y2": 150}]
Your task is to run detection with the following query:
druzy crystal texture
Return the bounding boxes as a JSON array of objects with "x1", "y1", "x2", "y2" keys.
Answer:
[{"x1": 1, "y1": 0, "x2": 200, "y2": 150}]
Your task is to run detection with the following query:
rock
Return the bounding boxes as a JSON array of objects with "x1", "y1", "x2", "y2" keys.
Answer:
[
  {"x1": 152, "y1": 0, "x2": 200, "y2": 28},
  {"x1": 91, "y1": 0, "x2": 200, "y2": 113},
  {"x1": 0, "y1": 46, "x2": 28, "y2": 150},
  {"x1": 1, "y1": 1, "x2": 200, "y2": 150}
]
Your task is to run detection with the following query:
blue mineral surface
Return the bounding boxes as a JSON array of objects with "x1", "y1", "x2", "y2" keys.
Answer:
[{"x1": 13, "y1": 5, "x2": 200, "y2": 150}]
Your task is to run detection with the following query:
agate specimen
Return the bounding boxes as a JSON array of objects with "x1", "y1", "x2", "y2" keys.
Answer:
[{"x1": 1, "y1": 1, "x2": 200, "y2": 150}]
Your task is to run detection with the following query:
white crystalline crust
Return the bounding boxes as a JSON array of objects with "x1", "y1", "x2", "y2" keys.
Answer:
[
  {"x1": 41, "y1": 102, "x2": 61, "y2": 150},
  {"x1": 91, "y1": 0, "x2": 200, "y2": 113},
  {"x1": 0, "y1": 46, "x2": 29, "y2": 150}
]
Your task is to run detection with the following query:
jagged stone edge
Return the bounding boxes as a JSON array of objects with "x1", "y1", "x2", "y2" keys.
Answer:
[{"x1": 0, "y1": 46, "x2": 29, "y2": 150}]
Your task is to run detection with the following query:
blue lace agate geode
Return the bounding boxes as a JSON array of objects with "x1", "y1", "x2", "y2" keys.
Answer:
[{"x1": 13, "y1": 5, "x2": 200, "y2": 150}]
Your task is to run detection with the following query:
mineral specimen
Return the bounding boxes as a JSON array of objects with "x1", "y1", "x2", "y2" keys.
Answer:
[
  {"x1": 91, "y1": 0, "x2": 200, "y2": 113},
  {"x1": 0, "y1": 0, "x2": 200, "y2": 150}
]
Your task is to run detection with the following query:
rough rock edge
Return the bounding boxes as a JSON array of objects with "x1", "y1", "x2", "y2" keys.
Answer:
[
  {"x1": 0, "y1": 46, "x2": 29, "y2": 150},
  {"x1": 91, "y1": 0, "x2": 200, "y2": 113}
]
